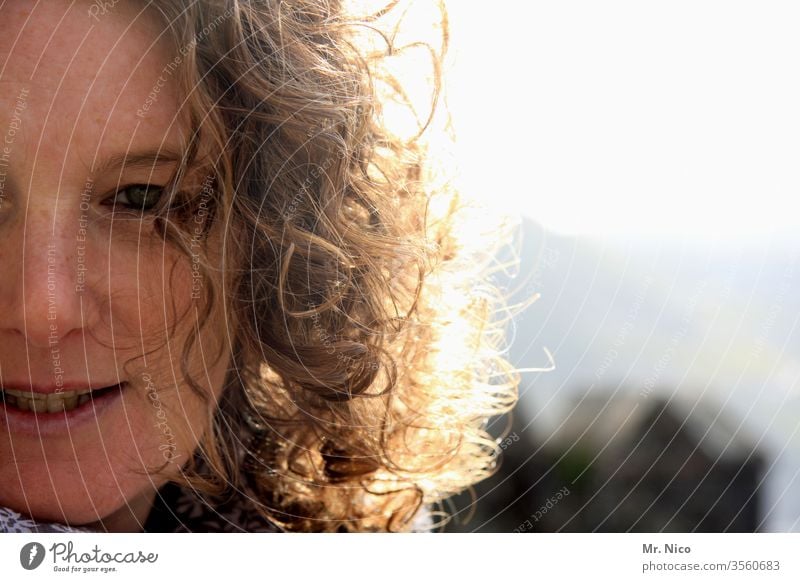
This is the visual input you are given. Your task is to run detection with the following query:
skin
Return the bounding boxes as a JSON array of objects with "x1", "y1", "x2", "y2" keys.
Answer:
[{"x1": 0, "y1": 1, "x2": 229, "y2": 531}]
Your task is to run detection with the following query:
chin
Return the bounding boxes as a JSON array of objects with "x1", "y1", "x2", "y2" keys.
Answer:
[
  {"x1": 0, "y1": 425, "x2": 175, "y2": 528},
  {"x1": 0, "y1": 466, "x2": 147, "y2": 527}
]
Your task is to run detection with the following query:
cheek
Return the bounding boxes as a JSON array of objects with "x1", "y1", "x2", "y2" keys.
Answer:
[
  {"x1": 106, "y1": 238, "x2": 223, "y2": 447},
  {"x1": 125, "y1": 373, "x2": 213, "y2": 473},
  {"x1": 106, "y1": 235, "x2": 195, "y2": 339},
  {"x1": 105, "y1": 234, "x2": 229, "y2": 461}
]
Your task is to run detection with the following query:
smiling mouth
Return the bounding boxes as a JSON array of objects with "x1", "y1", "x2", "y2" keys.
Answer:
[{"x1": 0, "y1": 383, "x2": 127, "y2": 414}]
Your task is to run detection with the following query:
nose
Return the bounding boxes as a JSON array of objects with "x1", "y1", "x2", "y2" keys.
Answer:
[{"x1": 0, "y1": 207, "x2": 87, "y2": 349}]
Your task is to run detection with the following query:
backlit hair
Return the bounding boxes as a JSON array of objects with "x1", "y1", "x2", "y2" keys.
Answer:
[{"x1": 141, "y1": 0, "x2": 519, "y2": 532}]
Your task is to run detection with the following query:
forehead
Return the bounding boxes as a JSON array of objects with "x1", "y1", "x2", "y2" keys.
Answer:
[{"x1": 0, "y1": 0, "x2": 186, "y2": 173}]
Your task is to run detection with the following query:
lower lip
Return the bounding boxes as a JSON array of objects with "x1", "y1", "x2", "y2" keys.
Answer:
[{"x1": 0, "y1": 383, "x2": 128, "y2": 438}]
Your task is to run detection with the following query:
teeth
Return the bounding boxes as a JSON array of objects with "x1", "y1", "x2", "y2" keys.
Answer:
[
  {"x1": 30, "y1": 399, "x2": 48, "y2": 413},
  {"x1": 47, "y1": 398, "x2": 66, "y2": 413},
  {"x1": 3, "y1": 388, "x2": 90, "y2": 399},
  {"x1": 1, "y1": 386, "x2": 116, "y2": 414}
]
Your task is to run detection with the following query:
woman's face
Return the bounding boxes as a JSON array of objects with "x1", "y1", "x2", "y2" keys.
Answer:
[{"x1": 0, "y1": 1, "x2": 229, "y2": 529}]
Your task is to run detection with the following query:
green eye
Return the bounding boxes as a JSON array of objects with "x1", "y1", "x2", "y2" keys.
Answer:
[{"x1": 113, "y1": 184, "x2": 164, "y2": 211}]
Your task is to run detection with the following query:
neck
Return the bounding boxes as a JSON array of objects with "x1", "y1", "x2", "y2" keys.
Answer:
[{"x1": 85, "y1": 489, "x2": 158, "y2": 533}]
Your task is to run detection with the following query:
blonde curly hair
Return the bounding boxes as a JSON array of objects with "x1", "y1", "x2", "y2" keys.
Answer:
[{"x1": 141, "y1": 0, "x2": 519, "y2": 531}]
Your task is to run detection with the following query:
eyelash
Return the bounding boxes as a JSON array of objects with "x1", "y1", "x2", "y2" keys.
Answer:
[{"x1": 102, "y1": 184, "x2": 165, "y2": 214}]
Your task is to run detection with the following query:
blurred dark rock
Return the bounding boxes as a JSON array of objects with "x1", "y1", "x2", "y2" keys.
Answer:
[{"x1": 445, "y1": 393, "x2": 764, "y2": 532}]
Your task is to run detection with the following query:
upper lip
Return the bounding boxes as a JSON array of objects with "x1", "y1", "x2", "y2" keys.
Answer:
[{"x1": 0, "y1": 381, "x2": 124, "y2": 395}]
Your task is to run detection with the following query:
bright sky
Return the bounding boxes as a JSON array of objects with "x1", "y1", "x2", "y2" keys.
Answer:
[{"x1": 445, "y1": 2, "x2": 800, "y2": 241}]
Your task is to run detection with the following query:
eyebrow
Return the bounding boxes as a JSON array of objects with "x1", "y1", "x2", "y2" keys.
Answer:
[{"x1": 90, "y1": 148, "x2": 184, "y2": 175}]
